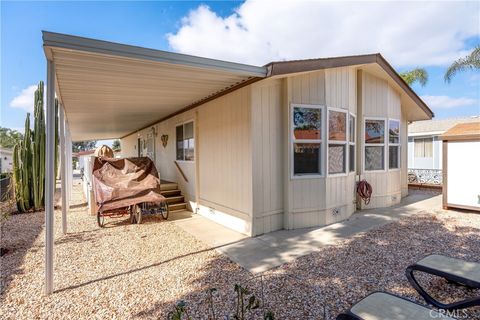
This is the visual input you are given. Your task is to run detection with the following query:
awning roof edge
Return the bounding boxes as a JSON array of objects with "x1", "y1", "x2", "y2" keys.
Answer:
[{"x1": 42, "y1": 31, "x2": 267, "y2": 77}]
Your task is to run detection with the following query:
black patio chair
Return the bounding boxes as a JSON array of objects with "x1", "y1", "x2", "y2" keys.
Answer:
[
  {"x1": 336, "y1": 291, "x2": 456, "y2": 320},
  {"x1": 406, "y1": 254, "x2": 480, "y2": 310}
]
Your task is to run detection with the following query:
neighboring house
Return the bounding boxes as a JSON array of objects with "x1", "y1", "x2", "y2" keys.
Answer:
[
  {"x1": 441, "y1": 122, "x2": 480, "y2": 212},
  {"x1": 44, "y1": 32, "x2": 433, "y2": 237},
  {"x1": 408, "y1": 117, "x2": 480, "y2": 170},
  {"x1": 0, "y1": 147, "x2": 13, "y2": 173}
]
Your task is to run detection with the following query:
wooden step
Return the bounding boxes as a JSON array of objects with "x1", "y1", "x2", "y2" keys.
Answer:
[
  {"x1": 168, "y1": 202, "x2": 187, "y2": 211},
  {"x1": 165, "y1": 195, "x2": 185, "y2": 204},
  {"x1": 161, "y1": 189, "x2": 182, "y2": 197},
  {"x1": 160, "y1": 183, "x2": 178, "y2": 191}
]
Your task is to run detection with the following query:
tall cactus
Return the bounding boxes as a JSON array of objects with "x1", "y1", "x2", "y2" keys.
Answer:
[
  {"x1": 12, "y1": 144, "x2": 25, "y2": 212},
  {"x1": 21, "y1": 114, "x2": 32, "y2": 210},
  {"x1": 12, "y1": 80, "x2": 55, "y2": 212},
  {"x1": 32, "y1": 81, "x2": 46, "y2": 209}
]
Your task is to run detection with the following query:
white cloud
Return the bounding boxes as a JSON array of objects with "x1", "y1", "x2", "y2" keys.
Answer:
[
  {"x1": 168, "y1": 1, "x2": 479, "y2": 67},
  {"x1": 9, "y1": 85, "x2": 37, "y2": 113},
  {"x1": 421, "y1": 95, "x2": 478, "y2": 109}
]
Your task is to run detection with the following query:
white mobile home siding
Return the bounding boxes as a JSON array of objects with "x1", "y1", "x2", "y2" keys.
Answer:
[
  {"x1": 120, "y1": 67, "x2": 412, "y2": 236},
  {"x1": 359, "y1": 71, "x2": 407, "y2": 208},
  {"x1": 121, "y1": 87, "x2": 253, "y2": 235},
  {"x1": 282, "y1": 67, "x2": 357, "y2": 230},
  {"x1": 251, "y1": 79, "x2": 284, "y2": 235}
]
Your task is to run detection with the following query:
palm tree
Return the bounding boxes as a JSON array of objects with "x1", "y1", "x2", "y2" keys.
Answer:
[
  {"x1": 399, "y1": 68, "x2": 428, "y2": 86},
  {"x1": 444, "y1": 46, "x2": 480, "y2": 83}
]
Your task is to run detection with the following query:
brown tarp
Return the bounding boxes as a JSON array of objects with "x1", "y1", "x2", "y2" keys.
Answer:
[{"x1": 92, "y1": 157, "x2": 165, "y2": 212}]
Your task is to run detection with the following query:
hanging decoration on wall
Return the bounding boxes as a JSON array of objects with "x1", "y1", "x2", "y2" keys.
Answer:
[{"x1": 161, "y1": 134, "x2": 168, "y2": 148}]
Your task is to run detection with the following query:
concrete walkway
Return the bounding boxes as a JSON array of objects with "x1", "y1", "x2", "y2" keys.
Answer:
[{"x1": 174, "y1": 191, "x2": 442, "y2": 274}]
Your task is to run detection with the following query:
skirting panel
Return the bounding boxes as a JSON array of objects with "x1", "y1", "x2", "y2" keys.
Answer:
[
  {"x1": 253, "y1": 212, "x2": 284, "y2": 236},
  {"x1": 195, "y1": 202, "x2": 252, "y2": 236}
]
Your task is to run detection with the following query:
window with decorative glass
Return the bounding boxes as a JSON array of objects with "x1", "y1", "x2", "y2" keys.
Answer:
[
  {"x1": 349, "y1": 114, "x2": 356, "y2": 172},
  {"x1": 328, "y1": 109, "x2": 348, "y2": 175},
  {"x1": 291, "y1": 104, "x2": 323, "y2": 176},
  {"x1": 176, "y1": 121, "x2": 194, "y2": 161},
  {"x1": 364, "y1": 118, "x2": 385, "y2": 171},
  {"x1": 388, "y1": 119, "x2": 400, "y2": 169}
]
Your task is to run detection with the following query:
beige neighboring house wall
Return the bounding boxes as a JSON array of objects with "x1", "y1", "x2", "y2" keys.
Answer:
[
  {"x1": 121, "y1": 64, "x2": 429, "y2": 236},
  {"x1": 0, "y1": 148, "x2": 14, "y2": 173}
]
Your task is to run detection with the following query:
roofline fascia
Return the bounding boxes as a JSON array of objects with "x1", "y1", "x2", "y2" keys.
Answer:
[
  {"x1": 42, "y1": 31, "x2": 267, "y2": 78},
  {"x1": 265, "y1": 53, "x2": 378, "y2": 76},
  {"x1": 374, "y1": 54, "x2": 434, "y2": 119}
]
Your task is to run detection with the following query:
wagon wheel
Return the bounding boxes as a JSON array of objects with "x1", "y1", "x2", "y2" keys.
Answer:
[
  {"x1": 159, "y1": 202, "x2": 169, "y2": 220},
  {"x1": 133, "y1": 204, "x2": 143, "y2": 224},
  {"x1": 129, "y1": 206, "x2": 136, "y2": 224},
  {"x1": 97, "y1": 211, "x2": 105, "y2": 228}
]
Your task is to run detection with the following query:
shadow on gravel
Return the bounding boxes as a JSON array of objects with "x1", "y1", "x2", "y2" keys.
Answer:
[
  {"x1": 0, "y1": 210, "x2": 44, "y2": 298},
  {"x1": 132, "y1": 214, "x2": 480, "y2": 320}
]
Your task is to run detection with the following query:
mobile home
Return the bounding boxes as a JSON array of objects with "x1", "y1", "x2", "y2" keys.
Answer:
[{"x1": 43, "y1": 32, "x2": 433, "y2": 237}]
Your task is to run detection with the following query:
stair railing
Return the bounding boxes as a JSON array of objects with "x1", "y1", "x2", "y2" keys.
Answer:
[{"x1": 174, "y1": 161, "x2": 189, "y2": 183}]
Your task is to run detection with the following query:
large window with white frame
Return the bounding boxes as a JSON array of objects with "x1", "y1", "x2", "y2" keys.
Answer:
[
  {"x1": 291, "y1": 104, "x2": 323, "y2": 176},
  {"x1": 388, "y1": 119, "x2": 400, "y2": 169},
  {"x1": 176, "y1": 121, "x2": 194, "y2": 161},
  {"x1": 328, "y1": 109, "x2": 347, "y2": 175},
  {"x1": 349, "y1": 113, "x2": 356, "y2": 172},
  {"x1": 364, "y1": 118, "x2": 386, "y2": 171}
]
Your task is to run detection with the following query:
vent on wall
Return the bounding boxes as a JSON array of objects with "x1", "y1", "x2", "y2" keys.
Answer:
[{"x1": 332, "y1": 207, "x2": 340, "y2": 216}]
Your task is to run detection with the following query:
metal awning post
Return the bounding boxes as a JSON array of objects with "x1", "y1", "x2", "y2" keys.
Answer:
[
  {"x1": 59, "y1": 104, "x2": 67, "y2": 234},
  {"x1": 66, "y1": 125, "x2": 72, "y2": 203},
  {"x1": 45, "y1": 59, "x2": 55, "y2": 295}
]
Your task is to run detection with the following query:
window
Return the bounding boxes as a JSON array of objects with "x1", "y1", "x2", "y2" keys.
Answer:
[
  {"x1": 414, "y1": 137, "x2": 433, "y2": 158},
  {"x1": 389, "y1": 119, "x2": 400, "y2": 169},
  {"x1": 292, "y1": 104, "x2": 323, "y2": 176},
  {"x1": 328, "y1": 109, "x2": 347, "y2": 174},
  {"x1": 364, "y1": 119, "x2": 385, "y2": 171},
  {"x1": 349, "y1": 114, "x2": 356, "y2": 172},
  {"x1": 176, "y1": 121, "x2": 194, "y2": 161}
]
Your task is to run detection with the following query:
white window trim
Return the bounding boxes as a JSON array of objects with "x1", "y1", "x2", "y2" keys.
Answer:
[
  {"x1": 349, "y1": 113, "x2": 356, "y2": 173},
  {"x1": 175, "y1": 119, "x2": 195, "y2": 162},
  {"x1": 327, "y1": 107, "x2": 348, "y2": 177},
  {"x1": 363, "y1": 117, "x2": 387, "y2": 172},
  {"x1": 388, "y1": 118, "x2": 401, "y2": 171},
  {"x1": 290, "y1": 103, "x2": 325, "y2": 179}
]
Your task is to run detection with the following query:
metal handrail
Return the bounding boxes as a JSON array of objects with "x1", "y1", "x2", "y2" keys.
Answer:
[{"x1": 174, "y1": 161, "x2": 189, "y2": 183}]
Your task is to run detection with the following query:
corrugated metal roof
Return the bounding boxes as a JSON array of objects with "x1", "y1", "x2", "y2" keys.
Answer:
[
  {"x1": 43, "y1": 31, "x2": 267, "y2": 141},
  {"x1": 408, "y1": 117, "x2": 480, "y2": 135}
]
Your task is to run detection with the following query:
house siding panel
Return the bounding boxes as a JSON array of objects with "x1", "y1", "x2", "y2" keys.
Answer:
[
  {"x1": 360, "y1": 71, "x2": 404, "y2": 209},
  {"x1": 197, "y1": 86, "x2": 253, "y2": 234},
  {"x1": 251, "y1": 79, "x2": 284, "y2": 235}
]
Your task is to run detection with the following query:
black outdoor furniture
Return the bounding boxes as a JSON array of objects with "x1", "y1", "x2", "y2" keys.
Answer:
[
  {"x1": 406, "y1": 254, "x2": 480, "y2": 310},
  {"x1": 336, "y1": 291, "x2": 456, "y2": 320}
]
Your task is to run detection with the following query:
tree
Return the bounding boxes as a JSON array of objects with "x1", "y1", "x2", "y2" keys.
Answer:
[
  {"x1": 444, "y1": 46, "x2": 480, "y2": 83},
  {"x1": 399, "y1": 68, "x2": 429, "y2": 86},
  {"x1": 0, "y1": 127, "x2": 23, "y2": 148},
  {"x1": 72, "y1": 140, "x2": 97, "y2": 153},
  {"x1": 112, "y1": 139, "x2": 121, "y2": 151}
]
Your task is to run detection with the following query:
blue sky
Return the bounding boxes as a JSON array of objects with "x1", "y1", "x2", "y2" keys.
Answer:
[{"x1": 1, "y1": 1, "x2": 479, "y2": 136}]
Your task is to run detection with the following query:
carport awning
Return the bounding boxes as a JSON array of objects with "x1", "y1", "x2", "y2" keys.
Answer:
[{"x1": 43, "y1": 31, "x2": 267, "y2": 141}]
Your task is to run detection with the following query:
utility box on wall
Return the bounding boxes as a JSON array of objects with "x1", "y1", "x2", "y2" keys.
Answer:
[{"x1": 441, "y1": 122, "x2": 480, "y2": 212}]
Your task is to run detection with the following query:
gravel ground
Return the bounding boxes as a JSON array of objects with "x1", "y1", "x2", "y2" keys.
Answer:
[{"x1": 1, "y1": 181, "x2": 479, "y2": 319}]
